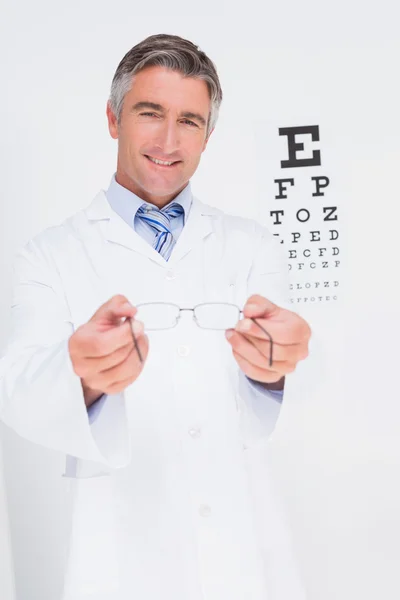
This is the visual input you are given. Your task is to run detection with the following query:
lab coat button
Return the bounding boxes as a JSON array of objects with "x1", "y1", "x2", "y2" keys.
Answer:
[
  {"x1": 166, "y1": 270, "x2": 176, "y2": 280},
  {"x1": 188, "y1": 428, "x2": 201, "y2": 439},
  {"x1": 199, "y1": 504, "x2": 211, "y2": 517},
  {"x1": 177, "y1": 345, "x2": 190, "y2": 357}
]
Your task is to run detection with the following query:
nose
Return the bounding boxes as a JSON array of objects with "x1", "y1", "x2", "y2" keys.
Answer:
[{"x1": 155, "y1": 116, "x2": 181, "y2": 155}]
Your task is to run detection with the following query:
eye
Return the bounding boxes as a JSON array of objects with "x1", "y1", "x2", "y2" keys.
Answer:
[
  {"x1": 140, "y1": 112, "x2": 158, "y2": 117},
  {"x1": 139, "y1": 113, "x2": 197, "y2": 127},
  {"x1": 182, "y1": 119, "x2": 198, "y2": 127}
]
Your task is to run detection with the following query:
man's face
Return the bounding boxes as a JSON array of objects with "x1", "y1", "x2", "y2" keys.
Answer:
[{"x1": 106, "y1": 66, "x2": 213, "y2": 208}]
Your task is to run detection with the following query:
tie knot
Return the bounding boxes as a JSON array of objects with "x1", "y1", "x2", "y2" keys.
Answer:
[
  {"x1": 162, "y1": 202, "x2": 184, "y2": 220},
  {"x1": 136, "y1": 201, "x2": 184, "y2": 237},
  {"x1": 135, "y1": 202, "x2": 184, "y2": 260},
  {"x1": 137, "y1": 202, "x2": 183, "y2": 229},
  {"x1": 138, "y1": 201, "x2": 183, "y2": 219}
]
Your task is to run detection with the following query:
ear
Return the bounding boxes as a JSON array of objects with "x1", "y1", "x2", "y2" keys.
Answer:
[{"x1": 106, "y1": 102, "x2": 119, "y2": 139}]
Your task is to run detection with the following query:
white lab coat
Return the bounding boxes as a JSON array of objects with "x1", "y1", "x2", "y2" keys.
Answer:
[{"x1": 0, "y1": 190, "x2": 306, "y2": 599}]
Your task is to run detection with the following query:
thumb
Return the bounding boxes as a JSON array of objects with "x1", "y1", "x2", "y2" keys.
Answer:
[
  {"x1": 89, "y1": 294, "x2": 137, "y2": 325},
  {"x1": 243, "y1": 294, "x2": 280, "y2": 318}
]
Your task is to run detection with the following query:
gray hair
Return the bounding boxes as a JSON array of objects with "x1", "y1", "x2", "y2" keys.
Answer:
[{"x1": 109, "y1": 34, "x2": 223, "y2": 139}]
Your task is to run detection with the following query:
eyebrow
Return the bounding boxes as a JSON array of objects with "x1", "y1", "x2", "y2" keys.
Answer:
[{"x1": 131, "y1": 101, "x2": 207, "y2": 127}]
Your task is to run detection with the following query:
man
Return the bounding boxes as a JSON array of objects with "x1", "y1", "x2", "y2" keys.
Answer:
[{"x1": 0, "y1": 34, "x2": 311, "y2": 599}]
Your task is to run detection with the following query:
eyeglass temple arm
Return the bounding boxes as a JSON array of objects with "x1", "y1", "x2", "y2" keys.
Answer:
[
  {"x1": 249, "y1": 318, "x2": 273, "y2": 368},
  {"x1": 128, "y1": 318, "x2": 144, "y2": 364}
]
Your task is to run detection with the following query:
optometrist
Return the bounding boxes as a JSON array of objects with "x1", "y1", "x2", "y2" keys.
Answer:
[{"x1": 0, "y1": 34, "x2": 311, "y2": 600}]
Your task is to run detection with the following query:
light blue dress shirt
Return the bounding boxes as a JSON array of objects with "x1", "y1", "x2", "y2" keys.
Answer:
[
  {"x1": 107, "y1": 172, "x2": 192, "y2": 243},
  {"x1": 101, "y1": 173, "x2": 284, "y2": 405}
]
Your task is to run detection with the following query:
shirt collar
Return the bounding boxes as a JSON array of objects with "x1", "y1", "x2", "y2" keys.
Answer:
[{"x1": 105, "y1": 172, "x2": 193, "y2": 228}]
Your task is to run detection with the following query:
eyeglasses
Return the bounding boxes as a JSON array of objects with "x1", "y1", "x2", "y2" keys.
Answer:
[{"x1": 130, "y1": 302, "x2": 273, "y2": 367}]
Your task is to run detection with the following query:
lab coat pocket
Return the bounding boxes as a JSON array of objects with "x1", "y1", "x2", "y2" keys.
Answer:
[{"x1": 61, "y1": 474, "x2": 120, "y2": 599}]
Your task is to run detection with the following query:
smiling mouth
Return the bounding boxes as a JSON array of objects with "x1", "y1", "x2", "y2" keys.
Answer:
[{"x1": 145, "y1": 155, "x2": 181, "y2": 168}]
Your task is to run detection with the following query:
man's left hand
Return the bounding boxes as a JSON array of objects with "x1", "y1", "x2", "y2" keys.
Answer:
[{"x1": 225, "y1": 294, "x2": 312, "y2": 385}]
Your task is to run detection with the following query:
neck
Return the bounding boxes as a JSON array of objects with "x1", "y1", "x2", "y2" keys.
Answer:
[{"x1": 115, "y1": 170, "x2": 188, "y2": 209}]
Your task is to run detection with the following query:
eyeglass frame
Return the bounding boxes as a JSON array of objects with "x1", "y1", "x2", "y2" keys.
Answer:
[{"x1": 129, "y1": 301, "x2": 273, "y2": 367}]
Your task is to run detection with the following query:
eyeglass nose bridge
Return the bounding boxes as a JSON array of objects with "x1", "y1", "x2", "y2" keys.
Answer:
[
  {"x1": 177, "y1": 304, "x2": 242, "y2": 326},
  {"x1": 175, "y1": 307, "x2": 195, "y2": 324}
]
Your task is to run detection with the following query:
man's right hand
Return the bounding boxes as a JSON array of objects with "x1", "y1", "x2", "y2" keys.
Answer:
[{"x1": 68, "y1": 295, "x2": 149, "y2": 408}]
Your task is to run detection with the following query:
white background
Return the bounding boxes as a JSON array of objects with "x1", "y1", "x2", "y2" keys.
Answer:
[{"x1": 1, "y1": 1, "x2": 400, "y2": 599}]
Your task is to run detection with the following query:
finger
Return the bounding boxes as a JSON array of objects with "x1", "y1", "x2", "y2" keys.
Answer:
[
  {"x1": 243, "y1": 294, "x2": 280, "y2": 318},
  {"x1": 80, "y1": 340, "x2": 134, "y2": 375},
  {"x1": 232, "y1": 350, "x2": 286, "y2": 384},
  {"x1": 108, "y1": 334, "x2": 149, "y2": 381},
  {"x1": 93, "y1": 335, "x2": 149, "y2": 390},
  {"x1": 227, "y1": 330, "x2": 293, "y2": 370},
  {"x1": 227, "y1": 329, "x2": 293, "y2": 363},
  {"x1": 80, "y1": 319, "x2": 144, "y2": 357},
  {"x1": 235, "y1": 316, "x2": 305, "y2": 345},
  {"x1": 241, "y1": 331, "x2": 308, "y2": 363},
  {"x1": 89, "y1": 294, "x2": 137, "y2": 325},
  {"x1": 227, "y1": 329, "x2": 292, "y2": 364},
  {"x1": 126, "y1": 333, "x2": 149, "y2": 369}
]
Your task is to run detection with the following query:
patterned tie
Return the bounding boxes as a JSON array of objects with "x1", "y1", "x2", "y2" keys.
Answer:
[{"x1": 136, "y1": 202, "x2": 184, "y2": 260}]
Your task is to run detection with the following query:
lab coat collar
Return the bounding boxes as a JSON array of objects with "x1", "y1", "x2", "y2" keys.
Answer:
[{"x1": 84, "y1": 190, "x2": 220, "y2": 267}]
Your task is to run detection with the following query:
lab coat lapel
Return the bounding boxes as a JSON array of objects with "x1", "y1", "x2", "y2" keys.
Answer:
[
  {"x1": 84, "y1": 190, "x2": 220, "y2": 268},
  {"x1": 84, "y1": 190, "x2": 166, "y2": 267},
  {"x1": 167, "y1": 196, "x2": 219, "y2": 265}
]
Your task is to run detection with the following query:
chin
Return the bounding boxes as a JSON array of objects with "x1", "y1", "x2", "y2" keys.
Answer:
[{"x1": 142, "y1": 177, "x2": 186, "y2": 197}]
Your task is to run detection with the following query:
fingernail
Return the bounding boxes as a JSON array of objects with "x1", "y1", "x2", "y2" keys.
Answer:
[
  {"x1": 122, "y1": 301, "x2": 134, "y2": 311},
  {"x1": 225, "y1": 329, "x2": 234, "y2": 340},
  {"x1": 244, "y1": 303, "x2": 257, "y2": 312},
  {"x1": 237, "y1": 318, "x2": 252, "y2": 331},
  {"x1": 131, "y1": 320, "x2": 144, "y2": 335}
]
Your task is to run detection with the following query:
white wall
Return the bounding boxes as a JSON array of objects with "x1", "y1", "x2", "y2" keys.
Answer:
[
  {"x1": 0, "y1": 444, "x2": 15, "y2": 600},
  {"x1": 1, "y1": 1, "x2": 399, "y2": 599}
]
